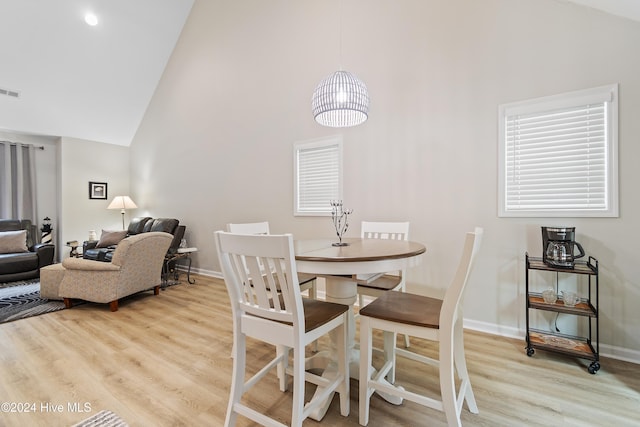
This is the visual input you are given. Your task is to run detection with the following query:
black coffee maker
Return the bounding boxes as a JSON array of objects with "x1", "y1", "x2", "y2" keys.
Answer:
[{"x1": 542, "y1": 226, "x2": 586, "y2": 268}]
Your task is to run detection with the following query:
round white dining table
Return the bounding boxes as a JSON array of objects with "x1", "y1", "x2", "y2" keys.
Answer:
[{"x1": 294, "y1": 237, "x2": 426, "y2": 420}]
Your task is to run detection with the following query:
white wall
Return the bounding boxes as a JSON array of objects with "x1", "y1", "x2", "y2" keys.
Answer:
[
  {"x1": 58, "y1": 137, "x2": 131, "y2": 258},
  {"x1": 129, "y1": 0, "x2": 640, "y2": 361}
]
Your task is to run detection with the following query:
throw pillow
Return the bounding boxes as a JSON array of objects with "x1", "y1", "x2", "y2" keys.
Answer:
[
  {"x1": 0, "y1": 230, "x2": 29, "y2": 254},
  {"x1": 96, "y1": 229, "x2": 128, "y2": 248}
]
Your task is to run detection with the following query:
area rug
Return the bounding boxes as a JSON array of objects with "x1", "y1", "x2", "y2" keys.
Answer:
[
  {"x1": 0, "y1": 278, "x2": 66, "y2": 323},
  {"x1": 72, "y1": 410, "x2": 129, "y2": 427}
]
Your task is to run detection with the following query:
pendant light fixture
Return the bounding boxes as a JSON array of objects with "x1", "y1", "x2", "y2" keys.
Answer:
[{"x1": 312, "y1": 1, "x2": 370, "y2": 128}]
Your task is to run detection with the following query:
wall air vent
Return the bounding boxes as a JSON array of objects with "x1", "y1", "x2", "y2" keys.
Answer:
[{"x1": 0, "y1": 87, "x2": 20, "y2": 98}]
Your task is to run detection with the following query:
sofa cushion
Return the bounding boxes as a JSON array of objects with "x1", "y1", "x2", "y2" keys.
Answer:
[
  {"x1": 142, "y1": 220, "x2": 154, "y2": 233},
  {"x1": 0, "y1": 252, "x2": 39, "y2": 274},
  {"x1": 0, "y1": 219, "x2": 37, "y2": 248},
  {"x1": 0, "y1": 230, "x2": 29, "y2": 254},
  {"x1": 96, "y1": 229, "x2": 128, "y2": 248},
  {"x1": 149, "y1": 218, "x2": 179, "y2": 234},
  {"x1": 127, "y1": 217, "x2": 152, "y2": 235}
]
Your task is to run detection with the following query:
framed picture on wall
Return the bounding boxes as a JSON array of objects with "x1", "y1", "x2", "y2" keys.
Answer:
[{"x1": 89, "y1": 181, "x2": 108, "y2": 200}]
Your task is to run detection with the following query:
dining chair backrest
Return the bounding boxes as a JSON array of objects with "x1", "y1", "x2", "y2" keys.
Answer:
[
  {"x1": 215, "y1": 231, "x2": 305, "y2": 332},
  {"x1": 361, "y1": 221, "x2": 410, "y2": 241},
  {"x1": 226, "y1": 220, "x2": 317, "y2": 301},
  {"x1": 440, "y1": 227, "x2": 483, "y2": 332},
  {"x1": 226, "y1": 222, "x2": 271, "y2": 273},
  {"x1": 360, "y1": 221, "x2": 410, "y2": 281},
  {"x1": 226, "y1": 221, "x2": 270, "y2": 235}
]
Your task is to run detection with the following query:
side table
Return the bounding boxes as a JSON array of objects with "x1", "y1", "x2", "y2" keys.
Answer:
[
  {"x1": 66, "y1": 240, "x2": 82, "y2": 258},
  {"x1": 163, "y1": 247, "x2": 198, "y2": 287}
]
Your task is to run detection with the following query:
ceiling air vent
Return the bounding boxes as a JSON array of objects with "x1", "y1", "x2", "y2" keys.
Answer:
[{"x1": 0, "y1": 87, "x2": 20, "y2": 98}]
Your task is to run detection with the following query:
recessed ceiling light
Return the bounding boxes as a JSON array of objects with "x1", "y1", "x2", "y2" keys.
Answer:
[{"x1": 85, "y1": 13, "x2": 98, "y2": 26}]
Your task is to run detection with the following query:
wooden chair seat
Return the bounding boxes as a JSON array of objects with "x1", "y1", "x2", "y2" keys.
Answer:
[
  {"x1": 355, "y1": 274, "x2": 403, "y2": 292},
  {"x1": 297, "y1": 272, "x2": 317, "y2": 286},
  {"x1": 269, "y1": 295, "x2": 349, "y2": 333},
  {"x1": 359, "y1": 290, "x2": 442, "y2": 329}
]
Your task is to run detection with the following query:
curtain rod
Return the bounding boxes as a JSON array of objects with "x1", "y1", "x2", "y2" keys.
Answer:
[{"x1": 0, "y1": 140, "x2": 45, "y2": 150}]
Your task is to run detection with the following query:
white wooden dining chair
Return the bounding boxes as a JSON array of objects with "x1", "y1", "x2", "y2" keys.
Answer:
[
  {"x1": 358, "y1": 227, "x2": 483, "y2": 427},
  {"x1": 226, "y1": 222, "x2": 317, "y2": 299},
  {"x1": 356, "y1": 221, "x2": 411, "y2": 348},
  {"x1": 227, "y1": 222, "x2": 320, "y2": 354},
  {"x1": 215, "y1": 231, "x2": 349, "y2": 427}
]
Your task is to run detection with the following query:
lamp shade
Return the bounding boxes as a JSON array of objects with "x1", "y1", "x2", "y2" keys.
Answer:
[
  {"x1": 312, "y1": 70, "x2": 369, "y2": 128},
  {"x1": 107, "y1": 196, "x2": 137, "y2": 210}
]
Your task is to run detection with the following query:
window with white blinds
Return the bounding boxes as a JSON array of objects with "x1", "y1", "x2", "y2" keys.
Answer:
[
  {"x1": 498, "y1": 84, "x2": 618, "y2": 217},
  {"x1": 294, "y1": 136, "x2": 342, "y2": 216}
]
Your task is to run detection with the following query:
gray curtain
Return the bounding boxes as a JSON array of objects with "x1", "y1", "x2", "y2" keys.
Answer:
[{"x1": 0, "y1": 141, "x2": 37, "y2": 221}]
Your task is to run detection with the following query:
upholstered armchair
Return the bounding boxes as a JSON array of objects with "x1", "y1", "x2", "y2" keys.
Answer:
[{"x1": 58, "y1": 232, "x2": 172, "y2": 311}]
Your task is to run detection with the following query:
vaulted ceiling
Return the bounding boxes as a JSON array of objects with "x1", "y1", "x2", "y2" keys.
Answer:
[
  {"x1": 0, "y1": 0, "x2": 193, "y2": 146},
  {"x1": 0, "y1": 0, "x2": 637, "y2": 147}
]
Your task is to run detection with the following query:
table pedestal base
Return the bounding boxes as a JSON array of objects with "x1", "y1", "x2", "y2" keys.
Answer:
[{"x1": 306, "y1": 276, "x2": 403, "y2": 421}]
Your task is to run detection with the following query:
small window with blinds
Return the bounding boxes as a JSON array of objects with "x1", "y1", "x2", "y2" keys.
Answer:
[
  {"x1": 498, "y1": 84, "x2": 618, "y2": 217},
  {"x1": 294, "y1": 136, "x2": 343, "y2": 216}
]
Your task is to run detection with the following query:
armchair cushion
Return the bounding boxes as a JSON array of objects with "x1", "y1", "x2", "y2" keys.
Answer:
[
  {"x1": 96, "y1": 229, "x2": 128, "y2": 248},
  {"x1": 0, "y1": 230, "x2": 29, "y2": 254},
  {"x1": 62, "y1": 257, "x2": 121, "y2": 271}
]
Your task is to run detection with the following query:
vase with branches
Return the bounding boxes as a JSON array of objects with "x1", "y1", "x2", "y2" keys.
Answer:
[{"x1": 330, "y1": 200, "x2": 353, "y2": 246}]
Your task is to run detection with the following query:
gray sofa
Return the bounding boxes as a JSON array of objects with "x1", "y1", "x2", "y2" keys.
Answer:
[
  {"x1": 82, "y1": 217, "x2": 184, "y2": 262},
  {"x1": 0, "y1": 219, "x2": 55, "y2": 282}
]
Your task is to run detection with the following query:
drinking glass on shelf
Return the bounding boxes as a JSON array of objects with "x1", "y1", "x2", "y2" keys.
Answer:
[{"x1": 562, "y1": 290, "x2": 579, "y2": 307}]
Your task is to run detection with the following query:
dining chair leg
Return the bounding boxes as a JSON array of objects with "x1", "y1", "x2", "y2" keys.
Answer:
[
  {"x1": 309, "y1": 279, "x2": 318, "y2": 353},
  {"x1": 276, "y1": 345, "x2": 289, "y2": 392},
  {"x1": 291, "y1": 342, "x2": 306, "y2": 427},
  {"x1": 439, "y1": 331, "x2": 461, "y2": 427},
  {"x1": 359, "y1": 316, "x2": 374, "y2": 426},
  {"x1": 225, "y1": 333, "x2": 245, "y2": 427},
  {"x1": 383, "y1": 330, "x2": 396, "y2": 384},
  {"x1": 309, "y1": 280, "x2": 317, "y2": 300},
  {"x1": 400, "y1": 282, "x2": 411, "y2": 348},
  {"x1": 454, "y1": 319, "x2": 478, "y2": 413},
  {"x1": 337, "y1": 318, "x2": 350, "y2": 416}
]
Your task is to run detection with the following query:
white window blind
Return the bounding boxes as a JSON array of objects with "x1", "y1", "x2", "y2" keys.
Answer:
[
  {"x1": 499, "y1": 84, "x2": 618, "y2": 217},
  {"x1": 294, "y1": 136, "x2": 342, "y2": 216}
]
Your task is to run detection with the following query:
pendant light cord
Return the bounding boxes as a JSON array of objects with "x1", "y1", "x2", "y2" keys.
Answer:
[
  {"x1": 311, "y1": 0, "x2": 369, "y2": 128},
  {"x1": 339, "y1": 0, "x2": 343, "y2": 71}
]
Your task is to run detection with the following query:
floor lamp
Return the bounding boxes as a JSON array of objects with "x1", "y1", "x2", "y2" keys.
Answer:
[{"x1": 107, "y1": 196, "x2": 138, "y2": 230}]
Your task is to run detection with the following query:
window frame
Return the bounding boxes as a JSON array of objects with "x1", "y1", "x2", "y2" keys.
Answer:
[
  {"x1": 293, "y1": 135, "x2": 343, "y2": 217},
  {"x1": 498, "y1": 84, "x2": 619, "y2": 218}
]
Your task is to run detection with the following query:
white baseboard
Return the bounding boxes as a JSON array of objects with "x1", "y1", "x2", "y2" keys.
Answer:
[
  {"x1": 464, "y1": 319, "x2": 640, "y2": 365},
  {"x1": 177, "y1": 266, "x2": 222, "y2": 279},
  {"x1": 192, "y1": 270, "x2": 640, "y2": 366}
]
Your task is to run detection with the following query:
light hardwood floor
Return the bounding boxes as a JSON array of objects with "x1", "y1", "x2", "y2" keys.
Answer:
[{"x1": 0, "y1": 275, "x2": 638, "y2": 427}]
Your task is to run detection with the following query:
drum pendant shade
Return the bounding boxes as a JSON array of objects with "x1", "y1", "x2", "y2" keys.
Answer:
[{"x1": 312, "y1": 70, "x2": 369, "y2": 128}]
